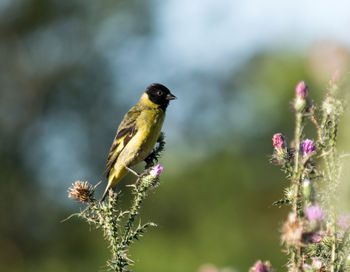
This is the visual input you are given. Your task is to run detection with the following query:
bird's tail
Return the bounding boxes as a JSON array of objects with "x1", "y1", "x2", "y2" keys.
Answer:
[
  {"x1": 100, "y1": 186, "x2": 110, "y2": 202},
  {"x1": 100, "y1": 166, "x2": 128, "y2": 202}
]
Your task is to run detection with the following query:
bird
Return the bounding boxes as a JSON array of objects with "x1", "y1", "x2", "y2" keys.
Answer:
[{"x1": 101, "y1": 83, "x2": 176, "y2": 201}]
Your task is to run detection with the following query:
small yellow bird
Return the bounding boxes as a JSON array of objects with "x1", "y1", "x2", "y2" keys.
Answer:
[{"x1": 101, "y1": 83, "x2": 176, "y2": 201}]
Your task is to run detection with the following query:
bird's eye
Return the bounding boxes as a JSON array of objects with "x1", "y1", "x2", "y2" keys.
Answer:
[{"x1": 157, "y1": 90, "x2": 163, "y2": 96}]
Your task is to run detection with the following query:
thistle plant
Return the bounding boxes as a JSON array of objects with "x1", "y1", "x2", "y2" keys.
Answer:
[
  {"x1": 251, "y1": 77, "x2": 348, "y2": 271},
  {"x1": 249, "y1": 260, "x2": 275, "y2": 272},
  {"x1": 66, "y1": 133, "x2": 166, "y2": 272}
]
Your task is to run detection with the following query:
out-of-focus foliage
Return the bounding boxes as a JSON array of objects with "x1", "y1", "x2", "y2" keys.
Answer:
[{"x1": 1, "y1": 0, "x2": 349, "y2": 272}]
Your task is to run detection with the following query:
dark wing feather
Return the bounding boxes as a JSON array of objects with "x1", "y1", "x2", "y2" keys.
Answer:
[{"x1": 103, "y1": 105, "x2": 140, "y2": 176}]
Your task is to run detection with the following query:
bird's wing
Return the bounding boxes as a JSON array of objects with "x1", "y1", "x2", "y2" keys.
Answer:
[{"x1": 103, "y1": 105, "x2": 141, "y2": 176}]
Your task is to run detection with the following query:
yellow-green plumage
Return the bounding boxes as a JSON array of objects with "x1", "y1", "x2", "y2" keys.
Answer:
[{"x1": 102, "y1": 84, "x2": 175, "y2": 201}]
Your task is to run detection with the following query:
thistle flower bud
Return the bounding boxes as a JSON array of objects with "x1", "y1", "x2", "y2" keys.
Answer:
[
  {"x1": 150, "y1": 164, "x2": 164, "y2": 177},
  {"x1": 302, "y1": 179, "x2": 312, "y2": 200},
  {"x1": 310, "y1": 232, "x2": 323, "y2": 243},
  {"x1": 300, "y1": 139, "x2": 316, "y2": 156},
  {"x1": 295, "y1": 81, "x2": 309, "y2": 99},
  {"x1": 306, "y1": 205, "x2": 325, "y2": 222},
  {"x1": 250, "y1": 261, "x2": 274, "y2": 272},
  {"x1": 294, "y1": 81, "x2": 309, "y2": 112},
  {"x1": 272, "y1": 133, "x2": 286, "y2": 154}
]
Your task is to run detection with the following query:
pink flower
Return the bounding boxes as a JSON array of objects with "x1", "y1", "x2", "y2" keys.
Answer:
[
  {"x1": 306, "y1": 205, "x2": 325, "y2": 222},
  {"x1": 252, "y1": 261, "x2": 273, "y2": 272},
  {"x1": 295, "y1": 81, "x2": 309, "y2": 99},
  {"x1": 150, "y1": 164, "x2": 164, "y2": 177},
  {"x1": 338, "y1": 215, "x2": 350, "y2": 231},
  {"x1": 272, "y1": 133, "x2": 286, "y2": 154},
  {"x1": 310, "y1": 232, "x2": 323, "y2": 243},
  {"x1": 301, "y1": 139, "x2": 316, "y2": 156}
]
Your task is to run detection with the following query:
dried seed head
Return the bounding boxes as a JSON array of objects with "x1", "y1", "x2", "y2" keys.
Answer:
[
  {"x1": 281, "y1": 213, "x2": 305, "y2": 247},
  {"x1": 68, "y1": 181, "x2": 94, "y2": 203}
]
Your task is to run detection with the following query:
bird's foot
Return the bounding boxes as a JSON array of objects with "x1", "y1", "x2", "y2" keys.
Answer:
[{"x1": 126, "y1": 166, "x2": 141, "y2": 177}]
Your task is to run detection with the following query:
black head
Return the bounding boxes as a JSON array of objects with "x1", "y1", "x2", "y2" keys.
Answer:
[{"x1": 145, "y1": 83, "x2": 176, "y2": 111}]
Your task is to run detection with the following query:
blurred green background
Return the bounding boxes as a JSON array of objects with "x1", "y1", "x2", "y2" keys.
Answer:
[{"x1": 1, "y1": 0, "x2": 350, "y2": 271}]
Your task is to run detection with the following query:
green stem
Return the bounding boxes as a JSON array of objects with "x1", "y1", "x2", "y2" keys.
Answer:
[
  {"x1": 331, "y1": 228, "x2": 337, "y2": 272},
  {"x1": 122, "y1": 189, "x2": 143, "y2": 243},
  {"x1": 106, "y1": 201, "x2": 119, "y2": 259},
  {"x1": 291, "y1": 251, "x2": 296, "y2": 271},
  {"x1": 293, "y1": 112, "x2": 303, "y2": 215},
  {"x1": 291, "y1": 111, "x2": 304, "y2": 272},
  {"x1": 320, "y1": 98, "x2": 339, "y2": 272},
  {"x1": 121, "y1": 176, "x2": 148, "y2": 249}
]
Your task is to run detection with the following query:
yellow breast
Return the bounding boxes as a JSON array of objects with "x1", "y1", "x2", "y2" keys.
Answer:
[
  {"x1": 117, "y1": 97, "x2": 165, "y2": 166},
  {"x1": 133, "y1": 107, "x2": 165, "y2": 163}
]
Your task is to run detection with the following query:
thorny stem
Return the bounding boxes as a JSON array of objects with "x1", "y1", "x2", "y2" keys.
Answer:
[
  {"x1": 319, "y1": 93, "x2": 341, "y2": 272},
  {"x1": 309, "y1": 107, "x2": 322, "y2": 141},
  {"x1": 328, "y1": 85, "x2": 342, "y2": 272},
  {"x1": 292, "y1": 111, "x2": 305, "y2": 272},
  {"x1": 67, "y1": 173, "x2": 161, "y2": 272},
  {"x1": 107, "y1": 200, "x2": 119, "y2": 260},
  {"x1": 293, "y1": 112, "x2": 303, "y2": 216},
  {"x1": 331, "y1": 222, "x2": 337, "y2": 272},
  {"x1": 329, "y1": 148, "x2": 338, "y2": 272},
  {"x1": 121, "y1": 183, "x2": 144, "y2": 248},
  {"x1": 67, "y1": 137, "x2": 165, "y2": 272}
]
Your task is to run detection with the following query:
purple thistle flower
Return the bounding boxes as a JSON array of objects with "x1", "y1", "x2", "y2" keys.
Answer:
[
  {"x1": 150, "y1": 164, "x2": 164, "y2": 177},
  {"x1": 252, "y1": 261, "x2": 273, "y2": 272},
  {"x1": 310, "y1": 232, "x2": 323, "y2": 243},
  {"x1": 338, "y1": 215, "x2": 350, "y2": 231},
  {"x1": 306, "y1": 205, "x2": 325, "y2": 222},
  {"x1": 272, "y1": 133, "x2": 286, "y2": 154},
  {"x1": 295, "y1": 81, "x2": 309, "y2": 99},
  {"x1": 301, "y1": 139, "x2": 316, "y2": 156}
]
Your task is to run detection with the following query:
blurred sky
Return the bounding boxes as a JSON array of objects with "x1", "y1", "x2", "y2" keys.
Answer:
[{"x1": 99, "y1": 0, "x2": 350, "y2": 130}]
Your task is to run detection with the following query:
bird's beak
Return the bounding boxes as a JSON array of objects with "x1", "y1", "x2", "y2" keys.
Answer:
[{"x1": 166, "y1": 93, "x2": 177, "y2": 100}]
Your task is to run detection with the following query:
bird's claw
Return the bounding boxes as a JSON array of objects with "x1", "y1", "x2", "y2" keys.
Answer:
[{"x1": 126, "y1": 166, "x2": 141, "y2": 177}]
